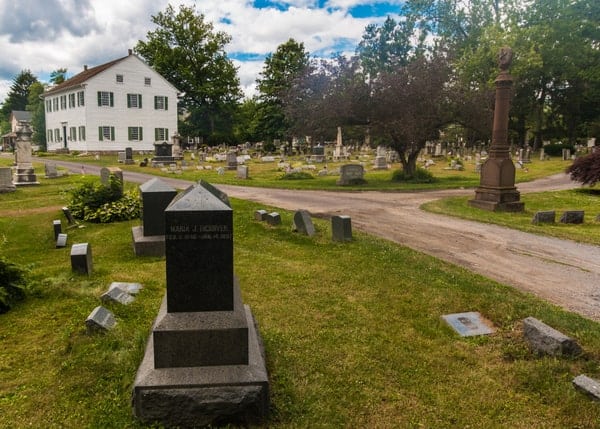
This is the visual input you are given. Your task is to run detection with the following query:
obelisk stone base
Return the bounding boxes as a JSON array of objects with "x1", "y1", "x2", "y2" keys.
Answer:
[
  {"x1": 469, "y1": 157, "x2": 524, "y2": 212},
  {"x1": 132, "y1": 304, "x2": 269, "y2": 427}
]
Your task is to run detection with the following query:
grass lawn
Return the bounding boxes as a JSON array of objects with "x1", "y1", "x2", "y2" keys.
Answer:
[
  {"x1": 1, "y1": 175, "x2": 600, "y2": 428},
  {"x1": 422, "y1": 188, "x2": 600, "y2": 245},
  {"x1": 30, "y1": 151, "x2": 571, "y2": 191}
]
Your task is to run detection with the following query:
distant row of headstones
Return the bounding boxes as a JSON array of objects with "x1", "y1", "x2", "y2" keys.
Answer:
[
  {"x1": 254, "y1": 208, "x2": 353, "y2": 242},
  {"x1": 532, "y1": 210, "x2": 589, "y2": 224}
]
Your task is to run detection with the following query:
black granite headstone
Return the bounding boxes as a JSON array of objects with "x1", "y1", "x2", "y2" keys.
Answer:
[
  {"x1": 125, "y1": 147, "x2": 134, "y2": 164},
  {"x1": 266, "y1": 212, "x2": 281, "y2": 226},
  {"x1": 165, "y1": 183, "x2": 233, "y2": 312},
  {"x1": 53, "y1": 219, "x2": 62, "y2": 240},
  {"x1": 139, "y1": 178, "x2": 177, "y2": 236},
  {"x1": 70, "y1": 242, "x2": 92, "y2": 275},
  {"x1": 332, "y1": 215, "x2": 352, "y2": 242},
  {"x1": 62, "y1": 206, "x2": 76, "y2": 225}
]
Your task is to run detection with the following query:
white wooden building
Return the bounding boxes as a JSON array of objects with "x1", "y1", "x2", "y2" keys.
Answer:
[{"x1": 42, "y1": 51, "x2": 178, "y2": 152}]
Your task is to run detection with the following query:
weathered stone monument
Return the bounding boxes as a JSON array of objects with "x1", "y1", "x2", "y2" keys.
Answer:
[
  {"x1": 337, "y1": 164, "x2": 366, "y2": 186},
  {"x1": 100, "y1": 167, "x2": 123, "y2": 190},
  {"x1": 86, "y1": 306, "x2": 116, "y2": 333},
  {"x1": 293, "y1": 210, "x2": 315, "y2": 236},
  {"x1": 132, "y1": 178, "x2": 177, "y2": 256},
  {"x1": 152, "y1": 141, "x2": 174, "y2": 165},
  {"x1": 469, "y1": 47, "x2": 524, "y2": 212},
  {"x1": 332, "y1": 215, "x2": 352, "y2": 242},
  {"x1": 0, "y1": 167, "x2": 16, "y2": 193},
  {"x1": 226, "y1": 150, "x2": 238, "y2": 170},
  {"x1": 124, "y1": 147, "x2": 135, "y2": 165},
  {"x1": 132, "y1": 182, "x2": 269, "y2": 427},
  {"x1": 373, "y1": 146, "x2": 388, "y2": 170},
  {"x1": 13, "y1": 122, "x2": 39, "y2": 186}
]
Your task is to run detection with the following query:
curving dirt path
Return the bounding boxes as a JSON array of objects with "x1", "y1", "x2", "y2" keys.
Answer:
[{"x1": 35, "y1": 158, "x2": 600, "y2": 321}]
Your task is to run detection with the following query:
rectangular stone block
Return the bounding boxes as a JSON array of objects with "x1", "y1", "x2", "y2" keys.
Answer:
[
  {"x1": 101, "y1": 287, "x2": 135, "y2": 305},
  {"x1": 531, "y1": 211, "x2": 555, "y2": 224},
  {"x1": 254, "y1": 209, "x2": 268, "y2": 221},
  {"x1": 560, "y1": 210, "x2": 584, "y2": 224},
  {"x1": 139, "y1": 178, "x2": 177, "y2": 236},
  {"x1": 442, "y1": 312, "x2": 495, "y2": 337},
  {"x1": 86, "y1": 306, "x2": 116, "y2": 333},
  {"x1": 332, "y1": 215, "x2": 352, "y2": 242},
  {"x1": 573, "y1": 375, "x2": 600, "y2": 401},
  {"x1": 70, "y1": 242, "x2": 92, "y2": 275},
  {"x1": 522, "y1": 316, "x2": 582, "y2": 356},
  {"x1": 56, "y1": 233, "x2": 67, "y2": 248},
  {"x1": 53, "y1": 219, "x2": 62, "y2": 240},
  {"x1": 266, "y1": 212, "x2": 281, "y2": 226}
]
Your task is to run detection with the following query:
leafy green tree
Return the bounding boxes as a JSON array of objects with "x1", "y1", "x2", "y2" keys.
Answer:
[
  {"x1": 49, "y1": 68, "x2": 68, "y2": 85},
  {"x1": 27, "y1": 82, "x2": 46, "y2": 150},
  {"x1": 256, "y1": 38, "x2": 310, "y2": 142},
  {"x1": 0, "y1": 70, "x2": 38, "y2": 121},
  {"x1": 135, "y1": 4, "x2": 242, "y2": 144}
]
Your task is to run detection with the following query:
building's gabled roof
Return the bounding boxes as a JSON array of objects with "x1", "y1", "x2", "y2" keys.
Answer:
[
  {"x1": 42, "y1": 55, "x2": 129, "y2": 97},
  {"x1": 10, "y1": 110, "x2": 32, "y2": 122}
]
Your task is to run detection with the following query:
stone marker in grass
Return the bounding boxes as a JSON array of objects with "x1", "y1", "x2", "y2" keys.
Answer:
[
  {"x1": 55, "y1": 233, "x2": 67, "y2": 248},
  {"x1": 293, "y1": 210, "x2": 315, "y2": 236},
  {"x1": 442, "y1": 312, "x2": 495, "y2": 337},
  {"x1": 560, "y1": 210, "x2": 584, "y2": 224},
  {"x1": 70, "y1": 243, "x2": 92, "y2": 275},
  {"x1": 531, "y1": 211, "x2": 555, "y2": 224},
  {"x1": 133, "y1": 181, "x2": 269, "y2": 427},
  {"x1": 85, "y1": 306, "x2": 116, "y2": 334},
  {"x1": 266, "y1": 212, "x2": 281, "y2": 226},
  {"x1": 254, "y1": 209, "x2": 268, "y2": 221},
  {"x1": 573, "y1": 375, "x2": 600, "y2": 401},
  {"x1": 53, "y1": 220, "x2": 62, "y2": 240},
  {"x1": 522, "y1": 316, "x2": 582, "y2": 356}
]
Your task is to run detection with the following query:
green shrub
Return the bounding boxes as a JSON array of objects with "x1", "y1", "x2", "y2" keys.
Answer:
[
  {"x1": 0, "y1": 257, "x2": 27, "y2": 314},
  {"x1": 68, "y1": 176, "x2": 140, "y2": 223},
  {"x1": 392, "y1": 167, "x2": 436, "y2": 183},
  {"x1": 543, "y1": 143, "x2": 575, "y2": 157},
  {"x1": 280, "y1": 171, "x2": 314, "y2": 180}
]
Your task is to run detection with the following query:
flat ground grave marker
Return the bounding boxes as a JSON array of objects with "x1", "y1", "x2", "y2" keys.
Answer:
[
  {"x1": 109, "y1": 282, "x2": 142, "y2": 295},
  {"x1": 442, "y1": 312, "x2": 495, "y2": 337},
  {"x1": 86, "y1": 306, "x2": 116, "y2": 333}
]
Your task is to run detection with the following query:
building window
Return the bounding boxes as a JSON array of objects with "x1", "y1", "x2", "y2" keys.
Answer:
[
  {"x1": 98, "y1": 126, "x2": 115, "y2": 141},
  {"x1": 97, "y1": 91, "x2": 114, "y2": 107},
  {"x1": 77, "y1": 91, "x2": 85, "y2": 107},
  {"x1": 128, "y1": 126, "x2": 143, "y2": 141},
  {"x1": 68, "y1": 93, "x2": 75, "y2": 108},
  {"x1": 116, "y1": 74, "x2": 124, "y2": 83},
  {"x1": 154, "y1": 128, "x2": 168, "y2": 141},
  {"x1": 154, "y1": 96, "x2": 168, "y2": 110},
  {"x1": 53, "y1": 98, "x2": 59, "y2": 111},
  {"x1": 69, "y1": 127, "x2": 77, "y2": 141},
  {"x1": 47, "y1": 130, "x2": 53, "y2": 142},
  {"x1": 60, "y1": 95, "x2": 67, "y2": 110},
  {"x1": 45, "y1": 100, "x2": 52, "y2": 113},
  {"x1": 144, "y1": 77, "x2": 151, "y2": 86},
  {"x1": 54, "y1": 129, "x2": 61, "y2": 142},
  {"x1": 79, "y1": 126, "x2": 86, "y2": 141},
  {"x1": 127, "y1": 93, "x2": 142, "y2": 108}
]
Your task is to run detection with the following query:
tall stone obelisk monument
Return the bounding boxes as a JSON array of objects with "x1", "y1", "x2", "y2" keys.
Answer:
[{"x1": 469, "y1": 47, "x2": 524, "y2": 212}]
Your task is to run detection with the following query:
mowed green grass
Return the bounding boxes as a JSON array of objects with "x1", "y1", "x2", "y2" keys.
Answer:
[
  {"x1": 423, "y1": 188, "x2": 600, "y2": 245},
  {"x1": 1, "y1": 175, "x2": 600, "y2": 427}
]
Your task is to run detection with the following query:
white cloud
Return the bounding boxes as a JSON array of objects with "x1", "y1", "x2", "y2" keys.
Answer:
[{"x1": 0, "y1": 0, "x2": 390, "y2": 102}]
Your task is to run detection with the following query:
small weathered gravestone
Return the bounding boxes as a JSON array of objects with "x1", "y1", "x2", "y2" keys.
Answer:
[
  {"x1": 442, "y1": 312, "x2": 495, "y2": 337},
  {"x1": 332, "y1": 215, "x2": 352, "y2": 242},
  {"x1": 132, "y1": 178, "x2": 178, "y2": 257},
  {"x1": 100, "y1": 167, "x2": 124, "y2": 190},
  {"x1": 337, "y1": 164, "x2": 366, "y2": 185},
  {"x1": 62, "y1": 207, "x2": 77, "y2": 226},
  {"x1": 118, "y1": 152, "x2": 126, "y2": 163},
  {"x1": 86, "y1": 306, "x2": 116, "y2": 333},
  {"x1": 531, "y1": 211, "x2": 556, "y2": 224},
  {"x1": 44, "y1": 163, "x2": 60, "y2": 178},
  {"x1": 0, "y1": 167, "x2": 16, "y2": 193},
  {"x1": 226, "y1": 151, "x2": 238, "y2": 170},
  {"x1": 237, "y1": 165, "x2": 249, "y2": 179},
  {"x1": 13, "y1": 122, "x2": 39, "y2": 186},
  {"x1": 522, "y1": 317, "x2": 582, "y2": 356},
  {"x1": 70, "y1": 243, "x2": 92, "y2": 275},
  {"x1": 293, "y1": 210, "x2": 315, "y2": 236},
  {"x1": 560, "y1": 210, "x2": 584, "y2": 224},
  {"x1": 573, "y1": 375, "x2": 600, "y2": 401},
  {"x1": 254, "y1": 209, "x2": 268, "y2": 221},
  {"x1": 55, "y1": 233, "x2": 67, "y2": 248},
  {"x1": 101, "y1": 287, "x2": 135, "y2": 305},
  {"x1": 132, "y1": 181, "x2": 268, "y2": 427},
  {"x1": 266, "y1": 212, "x2": 281, "y2": 226},
  {"x1": 109, "y1": 282, "x2": 142, "y2": 295},
  {"x1": 53, "y1": 219, "x2": 62, "y2": 240}
]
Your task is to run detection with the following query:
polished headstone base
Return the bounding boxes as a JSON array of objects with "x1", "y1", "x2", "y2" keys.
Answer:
[
  {"x1": 131, "y1": 226, "x2": 165, "y2": 257},
  {"x1": 132, "y1": 304, "x2": 269, "y2": 427}
]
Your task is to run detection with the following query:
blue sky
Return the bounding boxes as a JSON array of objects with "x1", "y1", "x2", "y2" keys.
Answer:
[{"x1": 0, "y1": 0, "x2": 404, "y2": 101}]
